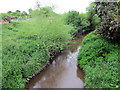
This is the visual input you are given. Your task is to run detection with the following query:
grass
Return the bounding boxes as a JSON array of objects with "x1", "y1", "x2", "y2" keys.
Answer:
[
  {"x1": 77, "y1": 32, "x2": 120, "y2": 88},
  {"x1": 2, "y1": 15, "x2": 72, "y2": 88}
]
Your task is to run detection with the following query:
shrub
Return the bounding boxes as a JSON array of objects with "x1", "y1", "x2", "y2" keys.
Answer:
[
  {"x1": 79, "y1": 13, "x2": 90, "y2": 32},
  {"x1": 65, "y1": 10, "x2": 99, "y2": 34},
  {"x1": 66, "y1": 11, "x2": 81, "y2": 27},
  {"x1": 77, "y1": 32, "x2": 120, "y2": 88},
  {"x1": 65, "y1": 11, "x2": 82, "y2": 34}
]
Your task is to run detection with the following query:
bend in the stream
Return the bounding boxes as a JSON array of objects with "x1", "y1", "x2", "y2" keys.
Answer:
[{"x1": 25, "y1": 36, "x2": 85, "y2": 88}]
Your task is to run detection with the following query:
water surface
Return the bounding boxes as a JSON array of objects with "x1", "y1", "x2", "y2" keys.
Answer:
[{"x1": 25, "y1": 36, "x2": 85, "y2": 88}]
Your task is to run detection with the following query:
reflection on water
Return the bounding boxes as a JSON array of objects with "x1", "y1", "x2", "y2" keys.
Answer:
[{"x1": 25, "y1": 36, "x2": 85, "y2": 88}]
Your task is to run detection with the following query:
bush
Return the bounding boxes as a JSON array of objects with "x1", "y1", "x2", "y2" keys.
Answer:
[
  {"x1": 66, "y1": 11, "x2": 81, "y2": 27},
  {"x1": 77, "y1": 32, "x2": 120, "y2": 88},
  {"x1": 65, "y1": 11, "x2": 82, "y2": 34},
  {"x1": 79, "y1": 13, "x2": 90, "y2": 32},
  {"x1": 65, "y1": 10, "x2": 99, "y2": 34}
]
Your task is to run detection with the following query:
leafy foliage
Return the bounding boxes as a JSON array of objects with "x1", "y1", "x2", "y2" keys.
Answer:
[
  {"x1": 65, "y1": 11, "x2": 89, "y2": 34},
  {"x1": 77, "y1": 32, "x2": 120, "y2": 88},
  {"x1": 1, "y1": 13, "x2": 11, "y2": 23},
  {"x1": 1, "y1": 10, "x2": 29, "y2": 23},
  {"x1": 30, "y1": 6, "x2": 56, "y2": 18},
  {"x1": 86, "y1": 3, "x2": 100, "y2": 31},
  {"x1": 95, "y1": 2, "x2": 120, "y2": 41},
  {"x1": 66, "y1": 11, "x2": 81, "y2": 28},
  {"x1": 65, "y1": 9, "x2": 100, "y2": 35}
]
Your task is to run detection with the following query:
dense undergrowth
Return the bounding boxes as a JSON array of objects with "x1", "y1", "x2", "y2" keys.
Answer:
[
  {"x1": 77, "y1": 1, "x2": 119, "y2": 88},
  {"x1": 2, "y1": 15, "x2": 72, "y2": 88},
  {"x1": 2, "y1": 1, "x2": 119, "y2": 88},
  {"x1": 77, "y1": 32, "x2": 120, "y2": 88}
]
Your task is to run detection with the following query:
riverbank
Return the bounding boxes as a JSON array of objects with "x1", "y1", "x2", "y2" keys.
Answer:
[
  {"x1": 77, "y1": 32, "x2": 120, "y2": 88},
  {"x1": 2, "y1": 16, "x2": 73, "y2": 88},
  {"x1": 25, "y1": 29, "x2": 90, "y2": 88}
]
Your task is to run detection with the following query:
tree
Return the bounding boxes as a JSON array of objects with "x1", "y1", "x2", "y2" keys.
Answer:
[
  {"x1": 30, "y1": 6, "x2": 54, "y2": 17},
  {"x1": 36, "y1": 0, "x2": 41, "y2": 10},
  {"x1": 66, "y1": 11, "x2": 91, "y2": 34},
  {"x1": 95, "y1": 1, "x2": 120, "y2": 41},
  {"x1": 28, "y1": 8, "x2": 33, "y2": 14},
  {"x1": 7, "y1": 11, "x2": 12, "y2": 13},
  {"x1": 16, "y1": 10, "x2": 21, "y2": 12},
  {"x1": 66, "y1": 11, "x2": 81, "y2": 28},
  {"x1": 22, "y1": 11, "x2": 27, "y2": 15},
  {"x1": 40, "y1": 6, "x2": 53, "y2": 17},
  {"x1": 86, "y1": 3, "x2": 99, "y2": 31}
]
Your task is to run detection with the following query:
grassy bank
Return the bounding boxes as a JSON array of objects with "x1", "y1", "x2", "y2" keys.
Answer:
[
  {"x1": 77, "y1": 32, "x2": 119, "y2": 88},
  {"x1": 2, "y1": 15, "x2": 72, "y2": 88}
]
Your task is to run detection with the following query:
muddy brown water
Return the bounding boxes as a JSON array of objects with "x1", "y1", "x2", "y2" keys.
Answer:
[{"x1": 25, "y1": 36, "x2": 85, "y2": 88}]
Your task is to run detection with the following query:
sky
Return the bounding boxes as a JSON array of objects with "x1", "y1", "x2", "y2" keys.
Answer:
[{"x1": 0, "y1": 0, "x2": 94, "y2": 14}]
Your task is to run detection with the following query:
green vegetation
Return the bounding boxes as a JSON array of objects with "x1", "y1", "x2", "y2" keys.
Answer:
[
  {"x1": 78, "y1": 32, "x2": 119, "y2": 88},
  {"x1": 65, "y1": 4, "x2": 99, "y2": 35},
  {"x1": 2, "y1": 14, "x2": 72, "y2": 88},
  {"x1": 1, "y1": 10, "x2": 29, "y2": 23},
  {"x1": 65, "y1": 11, "x2": 81, "y2": 32},
  {"x1": 1, "y1": 0, "x2": 119, "y2": 89},
  {"x1": 95, "y1": 2, "x2": 120, "y2": 40},
  {"x1": 77, "y1": 1, "x2": 119, "y2": 88},
  {"x1": 0, "y1": 20, "x2": 2, "y2": 89},
  {"x1": 86, "y1": 3, "x2": 99, "y2": 31}
]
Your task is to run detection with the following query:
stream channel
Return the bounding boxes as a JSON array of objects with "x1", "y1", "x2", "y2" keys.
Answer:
[{"x1": 25, "y1": 35, "x2": 85, "y2": 88}]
